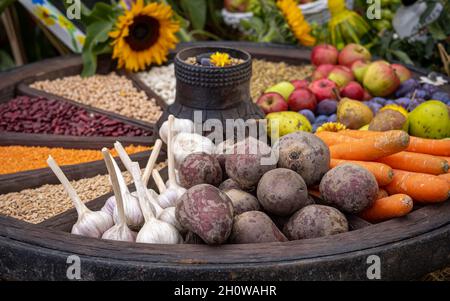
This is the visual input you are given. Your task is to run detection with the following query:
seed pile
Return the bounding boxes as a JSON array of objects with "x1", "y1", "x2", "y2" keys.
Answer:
[
  {"x1": 0, "y1": 145, "x2": 150, "y2": 175},
  {"x1": 137, "y1": 64, "x2": 176, "y2": 105},
  {"x1": 30, "y1": 73, "x2": 162, "y2": 123},
  {"x1": 0, "y1": 161, "x2": 167, "y2": 224},
  {"x1": 251, "y1": 59, "x2": 313, "y2": 100},
  {"x1": 0, "y1": 96, "x2": 151, "y2": 137},
  {"x1": 137, "y1": 60, "x2": 313, "y2": 104}
]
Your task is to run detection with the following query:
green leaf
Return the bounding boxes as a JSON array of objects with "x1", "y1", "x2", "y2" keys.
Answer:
[
  {"x1": 391, "y1": 50, "x2": 414, "y2": 65},
  {"x1": 428, "y1": 22, "x2": 447, "y2": 40},
  {"x1": 179, "y1": 0, "x2": 206, "y2": 30},
  {"x1": 83, "y1": 2, "x2": 121, "y2": 26},
  {"x1": 0, "y1": 49, "x2": 15, "y2": 71},
  {"x1": 0, "y1": 0, "x2": 16, "y2": 15}
]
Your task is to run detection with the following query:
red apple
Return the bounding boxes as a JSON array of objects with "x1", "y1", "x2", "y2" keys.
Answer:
[
  {"x1": 224, "y1": 0, "x2": 251, "y2": 12},
  {"x1": 338, "y1": 43, "x2": 372, "y2": 67},
  {"x1": 287, "y1": 88, "x2": 317, "y2": 111},
  {"x1": 363, "y1": 61, "x2": 400, "y2": 97},
  {"x1": 328, "y1": 65, "x2": 354, "y2": 88},
  {"x1": 351, "y1": 60, "x2": 369, "y2": 83},
  {"x1": 311, "y1": 44, "x2": 339, "y2": 66},
  {"x1": 256, "y1": 92, "x2": 288, "y2": 113},
  {"x1": 312, "y1": 64, "x2": 335, "y2": 80},
  {"x1": 309, "y1": 79, "x2": 338, "y2": 102},
  {"x1": 340, "y1": 81, "x2": 365, "y2": 100},
  {"x1": 392, "y1": 64, "x2": 412, "y2": 83},
  {"x1": 291, "y1": 79, "x2": 310, "y2": 90},
  {"x1": 363, "y1": 89, "x2": 372, "y2": 101}
]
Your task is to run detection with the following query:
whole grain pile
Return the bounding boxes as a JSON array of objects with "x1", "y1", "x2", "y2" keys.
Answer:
[
  {"x1": 0, "y1": 161, "x2": 167, "y2": 224},
  {"x1": 30, "y1": 73, "x2": 162, "y2": 123},
  {"x1": 137, "y1": 59, "x2": 313, "y2": 104}
]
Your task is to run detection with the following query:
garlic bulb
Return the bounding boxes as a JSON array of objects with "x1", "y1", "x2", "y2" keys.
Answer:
[
  {"x1": 101, "y1": 196, "x2": 115, "y2": 216},
  {"x1": 47, "y1": 156, "x2": 113, "y2": 238},
  {"x1": 109, "y1": 153, "x2": 144, "y2": 229},
  {"x1": 131, "y1": 163, "x2": 182, "y2": 244},
  {"x1": 101, "y1": 149, "x2": 137, "y2": 242},
  {"x1": 172, "y1": 132, "x2": 215, "y2": 167},
  {"x1": 159, "y1": 117, "x2": 194, "y2": 144}
]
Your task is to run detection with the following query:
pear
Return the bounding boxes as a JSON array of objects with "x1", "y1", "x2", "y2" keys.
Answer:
[
  {"x1": 337, "y1": 98, "x2": 373, "y2": 129},
  {"x1": 409, "y1": 100, "x2": 450, "y2": 139}
]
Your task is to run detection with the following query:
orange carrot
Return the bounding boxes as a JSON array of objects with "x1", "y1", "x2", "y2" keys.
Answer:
[
  {"x1": 359, "y1": 194, "x2": 413, "y2": 223},
  {"x1": 377, "y1": 189, "x2": 389, "y2": 199},
  {"x1": 385, "y1": 170, "x2": 450, "y2": 203},
  {"x1": 407, "y1": 137, "x2": 450, "y2": 156},
  {"x1": 438, "y1": 173, "x2": 450, "y2": 190},
  {"x1": 330, "y1": 159, "x2": 394, "y2": 186},
  {"x1": 315, "y1": 131, "x2": 357, "y2": 146},
  {"x1": 338, "y1": 130, "x2": 381, "y2": 139},
  {"x1": 377, "y1": 151, "x2": 449, "y2": 175},
  {"x1": 438, "y1": 156, "x2": 450, "y2": 164},
  {"x1": 330, "y1": 130, "x2": 410, "y2": 161}
]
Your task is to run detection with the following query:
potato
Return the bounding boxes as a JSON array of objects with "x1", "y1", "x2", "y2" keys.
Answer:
[
  {"x1": 319, "y1": 163, "x2": 378, "y2": 214},
  {"x1": 176, "y1": 184, "x2": 234, "y2": 244},
  {"x1": 225, "y1": 137, "x2": 276, "y2": 190},
  {"x1": 224, "y1": 189, "x2": 260, "y2": 215},
  {"x1": 178, "y1": 152, "x2": 222, "y2": 188},
  {"x1": 257, "y1": 168, "x2": 309, "y2": 216},
  {"x1": 219, "y1": 178, "x2": 242, "y2": 191},
  {"x1": 276, "y1": 131, "x2": 330, "y2": 186},
  {"x1": 283, "y1": 205, "x2": 348, "y2": 240},
  {"x1": 230, "y1": 211, "x2": 288, "y2": 244}
]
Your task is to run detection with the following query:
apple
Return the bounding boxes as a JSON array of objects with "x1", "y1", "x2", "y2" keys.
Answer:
[
  {"x1": 392, "y1": 64, "x2": 412, "y2": 83},
  {"x1": 312, "y1": 64, "x2": 335, "y2": 80},
  {"x1": 287, "y1": 88, "x2": 317, "y2": 111},
  {"x1": 338, "y1": 43, "x2": 372, "y2": 67},
  {"x1": 224, "y1": 0, "x2": 251, "y2": 12},
  {"x1": 309, "y1": 79, "x2": 338, "y2": 102},
  {"x1": 328, "y1": 65, "x2": 354, "y2": 88},
  {"x1": 256, "y1": 92, "x2": 288, "y2": 114},
  {"x1": 291, "y1": 79, "x2": 310, "y2": 90},
  {"x1": 363, "y1": 61, "x2": 400, "y2": 97},
  {"x1": 265, "y1": 81, "x2": 295, "y2": 101},
  {"x1": 340, "y1": 81, "x2": 365, "y2": 100},
  {"x1": 311, "y1": 44, "x2": 339, "y2": 66},
  {"x1": 363, "y1": 89, "x2": 372, "y2": 101},
  {"x1": 351, "y1": 60, "x2": 369, "y2": 83}
]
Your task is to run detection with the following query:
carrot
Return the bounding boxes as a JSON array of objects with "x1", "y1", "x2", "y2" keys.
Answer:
[
  {"x1": 438, "y1": 156, "x2": 450, "y2": 164},
  {"x1": 385, "y1": 169, "x2": 450, "y2": 203},
  {"x1": 330, "y1": 130, "x2": 410, "y2": 161},
  {"x1": 359, "y1": 194, "x2": 413, "y2": 223},
  {"x1": 330, "y1": 159, "x2": 394, "y2": 186},
  {"x1": 338, "y1": 130, "x2": 381, "y2": 139},
  {"x1": 438, "y1": 173, "x2": 450, "y2": 190},
  {"x1": 315, "y1": 131, "x2": 357, "y2": 146},
  {"x1": 407, "y1": 137, "x2": 450, "y2": 156},
  {"x1": 377, "y1": 188, "x2": 389, "y2": 199},
  {"x1": 377, "y1": 151, "x2": 449, "y2": 175}
]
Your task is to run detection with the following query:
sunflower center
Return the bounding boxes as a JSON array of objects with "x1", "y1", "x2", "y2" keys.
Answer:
[{"x1": 125, "y1": 15, "x2": 160, "y2": 51}]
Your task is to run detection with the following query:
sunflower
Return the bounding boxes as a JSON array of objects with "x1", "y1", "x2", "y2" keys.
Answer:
[
  {"x1": 277, "y1": 0, "x2": 316, "y2": 46},
  {"x1": 109, "y1": 0, "x2": 180, "y2": 72},
  {"x1": 316, "y1": 122, "x2": 347, "y2": 133},
  {"x1": 35, "y1": 6, "x2": 55, "y2": 26},
  {"x1": 210, "y1": 52, "x2": 231, "y2": 67}
]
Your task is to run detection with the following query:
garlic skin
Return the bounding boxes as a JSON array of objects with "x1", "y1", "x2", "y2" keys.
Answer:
[
  {"x1": 136, "y1": 219, "x2": 183, "y2": 244},
  {"x1": 158, "y1": 206, "x2": 185, "y2": 233},
  {"x1": 72, "y1": 210, "x2": 113, "y2": 238},
  {"x1": 157, "y1": 184, "x2": 185, "y2": 208},
  {"x1": 159, "y1": 118, "x2": 194, "y2": 144},
  {"x1": 172, "y1": 132, "x2": 215, "y2": 167},
  {"x1": 112, "y1": 192, "x2": 143, "y2": 230},
  {"x1": 102, "y1": 223, "x2": 137, "y2": 242},
  {"x1": 101, "y1": 196, "x2": 115, "y2": 216}
]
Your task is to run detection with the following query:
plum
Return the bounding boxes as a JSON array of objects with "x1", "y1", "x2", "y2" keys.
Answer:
[
  {"x1": 395, "y1": 78, "x2": 419, "y2": 98},
  {"x1": 371, "y1": 97, "x2": 386, "y2": 105},
  {"x1": 365, "y1": 101, "x2": 382, "y2": 114},
  {"x1": 422, "y1": 83, "x2": 438, "y2": 95},
  {"x1": 394, "y1": 97, "x2": 411, "y2": 108},
  {"x1": 315, "y1": 115, "x2": 329, "y2": 124},
  {"x1": 316, "y1": 99, "x2": 338, "y2": 115},
  {"x1": 327, "y1": 114, "x2": 337, "y2": 122},
  {"x1": 298, "y1": 109, "x2": 315, "y2": 124},
  {"x1": 415, "y1": 89, "x2": 429, "y2": 100},
  {"x1": 432, "y1": 91, "x2": 450, "y2": 103}
]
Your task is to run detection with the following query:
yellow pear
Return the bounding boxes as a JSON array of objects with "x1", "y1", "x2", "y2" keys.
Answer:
[{"x1": 337, "y1": 98, "x2": 373, "y2": 129}]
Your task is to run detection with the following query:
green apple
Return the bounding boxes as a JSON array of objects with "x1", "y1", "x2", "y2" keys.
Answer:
[{"x1": 265, "y1": 81, "x2": 295, "y2": 101}]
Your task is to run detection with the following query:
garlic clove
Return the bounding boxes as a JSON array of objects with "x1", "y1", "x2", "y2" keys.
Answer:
[
  {"x1": 172, "y1": 132, "x2": 215, "y2": 167},
  {"x1": 112, "y1": 192, "x2": 143, "y2": 230},
  {"x1": 102, "y1": 223, "x2": 137, "y2": 242},
  {"x1": 136, "y1": 219, "x2": 183, "y2": 244},
  {"x1": 158, "y1": 206, "x2": 185, "y2": 233},
  {"x1": 72, "y1": 210, "x2": 113, "y2": 239},
  {"x1": 101, "y1": 196, "x2": 116, "y2": 216},
  {"x1": 159, "y1": 118, "x2": 194, "y2": 144}
]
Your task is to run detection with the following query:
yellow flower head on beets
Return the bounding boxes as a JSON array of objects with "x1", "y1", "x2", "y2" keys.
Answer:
[
  {"x1": 277, "y1": 0, "x2": 316, "y2": 47},
  {"x1": 316, "y1": 122, "x2": 347, "y2": 133},
  {"x1": 210, "y1": 52, "x2": 232, "y2": 67}
]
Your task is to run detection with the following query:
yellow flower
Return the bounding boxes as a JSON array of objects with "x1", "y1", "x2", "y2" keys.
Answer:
[
  {"x1": 35, "y1": 6, "x2": 55, "y2": 26},
  {"x1": 210, "y1": 52, "x2": 232, "y2": 67},
  {"x1": 58, "y1": 15, "x2": 75, "y2": 31},
  {"x1": 77, "y1": 35, "x2": 86, "y2": 46},
  {"x1": 109, "y1": 0, "x2": 180, "y2": 72},
  {"x1": 316, "y1": 122, "x2": 347, "y2": 133},
  {"x1": 277, "y1": 0, "x2": 316, "y2": 46}
]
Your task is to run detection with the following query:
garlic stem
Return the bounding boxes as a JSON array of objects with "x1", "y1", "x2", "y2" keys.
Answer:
[
  {"x1": 130, "y1": 162, "x2": 155, "y2": 222},
  {"x1": 152, "y1": 169, "x2": 167, "y2": 194},
  {"x1": 102, "y1": 149, "x2": 127, "y2": 226},
  {"x1": 47, "y1": 156, "x2": 88, "y2": 216},
  {"x1": 167, "y1": 115, "x2": 177, "y2": 186},
  {"x1": 114, "y1": 141, "x2": 134, "y2": 173},
  {"x1": 142, "y1": 139, "x2": 162, "y2": 187}
]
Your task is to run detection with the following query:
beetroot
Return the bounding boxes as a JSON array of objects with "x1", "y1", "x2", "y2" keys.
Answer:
[{"x1": 178, "y1": 152, "x2": 223, "y2": 189}]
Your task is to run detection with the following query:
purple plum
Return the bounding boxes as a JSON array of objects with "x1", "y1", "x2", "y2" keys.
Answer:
[
  {"x1": 298, "y1": 109, "x2": 315, "y2": 124},
  {"x1": 316, "y1": 99, "x2": 338, "y2": 115},
  {"x1": 431, "y1": 91, "x2": 450, "y2": 103},
  {"x1": 395, "y1": 78, "x2": 419, "y2": 98},
  {"x1": 394, "y1": 97, "x2": 411, "y2": 108},
  {"x1": 327, "y1": 114, "x2": 337, "y2": 122}
]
